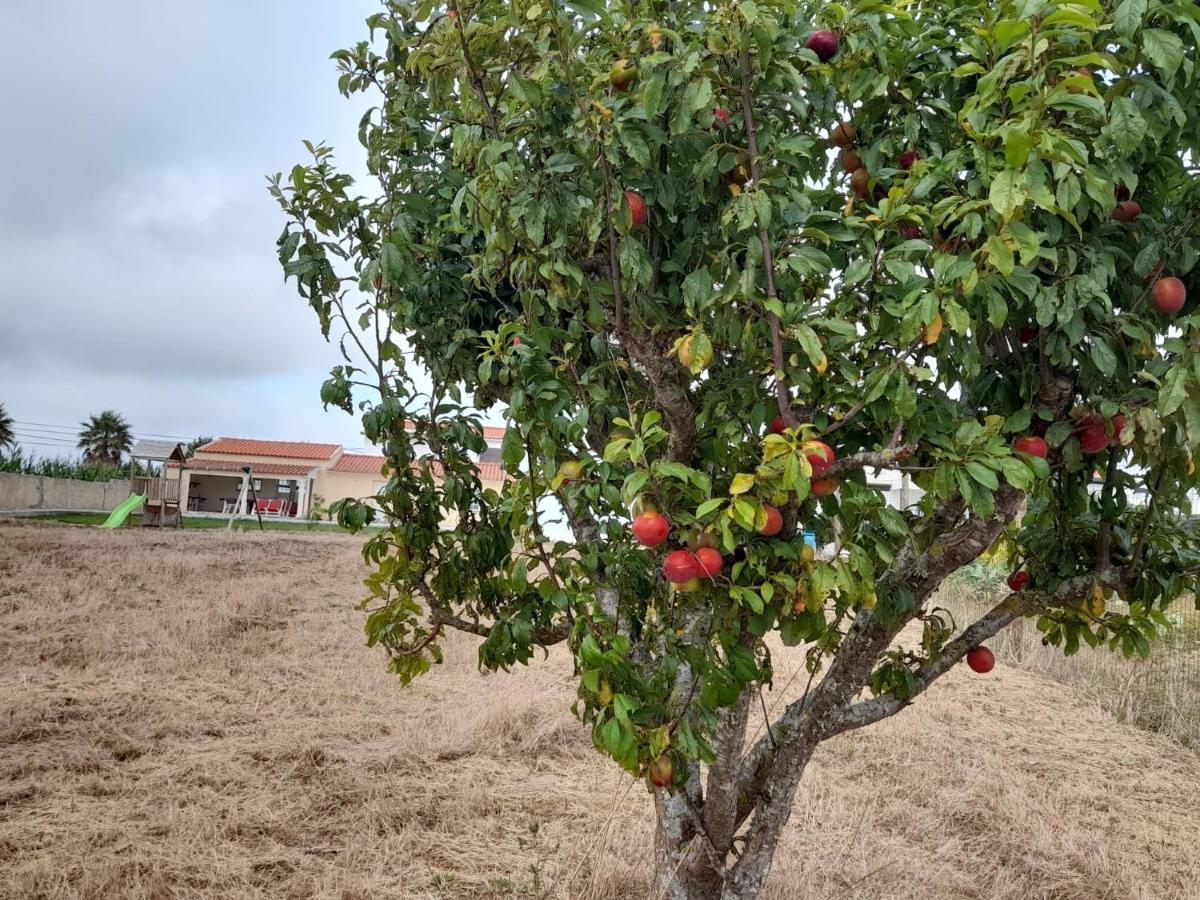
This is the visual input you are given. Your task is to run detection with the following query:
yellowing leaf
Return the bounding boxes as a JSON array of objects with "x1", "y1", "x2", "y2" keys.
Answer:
[
  {"x1": 815, "y1": 353, "x2": 828, "y2": 374},
  {"x1": 730, "y1": 472, "x2": 756, "y2": 495},
  {"x1": 924, "y1": 313, "x2": 944, "y2": 345}
]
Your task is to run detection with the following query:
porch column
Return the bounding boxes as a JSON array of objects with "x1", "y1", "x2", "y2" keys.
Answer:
[{"x1": 295, "y1": 477, "x2": 309, "y2": 518}]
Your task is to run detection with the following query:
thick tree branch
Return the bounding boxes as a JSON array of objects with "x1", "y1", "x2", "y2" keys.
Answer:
[
  {"x1": 822, "y1": 446, "x2": 917, "y2": 478},
  {"x1": 825, "y1": 569, "x2": 1118, "y2": 738}
]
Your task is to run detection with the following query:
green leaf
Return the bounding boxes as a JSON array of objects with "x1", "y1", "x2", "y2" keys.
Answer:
[
  {"x1": 1113, "y1": 0, "x2": 1147, "y2": 38},
  {"x1": 965, "y1": 460, "x2": 999, "y2": 490},
  {"x1": 989, "y1": 170, "x2": 1026, "y2": 219},
  {"x1": 1089, "y1": 338, "x2": 1118, "y2": 376},
  {"x1": 1105, "y1": 97, "x2": 1146, "y2": 155},
  {"x1": 1142, "y1": 29, "x2": 1184, "y2": 79}
]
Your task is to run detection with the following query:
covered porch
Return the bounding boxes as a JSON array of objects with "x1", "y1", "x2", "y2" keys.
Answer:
[{"x1": 172, "y1": 460, "x2": 317, "y2": 518}]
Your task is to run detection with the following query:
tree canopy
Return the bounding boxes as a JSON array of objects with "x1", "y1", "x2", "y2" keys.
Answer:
[
  {"x1": 77, "y1": 410, "x2": 133, "y2": 468},
  {"x1": 276, "y1": 1, "x2": 1200, "y2": 894}
]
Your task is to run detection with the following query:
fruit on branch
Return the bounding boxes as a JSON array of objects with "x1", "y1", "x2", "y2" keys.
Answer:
[
  {"x1": 694, "y1": 546, "x2": 723, "y2": 578},
  {"x1": 1013, "y1": 436, "x2": 1048, "y2": 458},
  {"x1": 767, "y1": 415, "x2": 786, "y2": 435},
  {"x1": 1112, "y1": 200, "x2": 1142, "y2": 223},
  {"x1": 1111, "y1": 414, "x2": 1129, "y2": 445},
  {"x1": 850, "y1": 167, "x2": 871, "y2": 197},
  {"x1": 831, "y1": 120, "x2": 856, "y2": 147},
  {"x1": 807, "y1": 29, "x2": 840, "y2": 62},
  {"x1": 663, "y1": 549, "x2": 701, "y2": 583},
  {"x1": 632, "y1": 512, "x2": 671, "y2": 548},
  {"x1": 841, "y1": 149, "x2": 862, "y2": 173},
  {"x1": 758, "y1": 505, "x2": 784, "y2": 537},
  {"x1": 811, "y1": 477, "x2": 839, "y2": 497},
  {"x1": 609, "y1": 59, "x2": 637, "y2": 91},
  {"x1": 1007, "y1": 570, "x2": 1030, "y2": 591},
  {"x1": 966, "y1": 646, "x2": 996, "y2": 674},
  {"x1": 1074, "y1": 414, "x2": 1111, "y2": 455},
  {"x1": 712, "y1": 107, "x2": 731, "y2": 128},
  {"x1": 802, "y1": 440, "x2": 836, "y2": 476},
  {"x1": 647, "y1": 754, "x2": 674, "y2": 788},
  {"x1": 1152, "y1": 276, "x2": 1186, "y2": 315},
  {"x1": 556, "y1": 459, "x2": 584, "y2": 484},
  {"x1": 625, "y1": 191, "x2": 648, "y2": 228},
  {"x1": 899, "y1": 223, "x2": 923, "y2": 240},
  {"x1": 899, "y1": 150, "x2": 919, "y2": 170}
]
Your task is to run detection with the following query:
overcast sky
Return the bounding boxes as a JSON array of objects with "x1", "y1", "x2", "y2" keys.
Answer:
[{"x1": 0, "y1": 1, "x2": 406, "y2": 456}]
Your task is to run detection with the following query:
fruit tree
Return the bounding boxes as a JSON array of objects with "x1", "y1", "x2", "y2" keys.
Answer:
[{"x1": 272, "y1": 1, "x2": 1200, "y2": 896}]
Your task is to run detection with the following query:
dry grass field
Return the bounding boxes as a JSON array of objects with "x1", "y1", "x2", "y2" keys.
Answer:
[{"x1": 3, "y1": 520, "x2": 1200, "y2": 900}]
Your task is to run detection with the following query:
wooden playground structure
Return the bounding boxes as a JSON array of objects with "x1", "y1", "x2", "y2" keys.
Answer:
[{"x1": 128, "y1": 441, "x2": 187, "y2": 527}]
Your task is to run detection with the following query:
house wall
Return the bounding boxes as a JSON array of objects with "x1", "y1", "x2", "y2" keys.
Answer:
[{"x1": 0, "y1": 473, "x2": 131, "y2": 512}]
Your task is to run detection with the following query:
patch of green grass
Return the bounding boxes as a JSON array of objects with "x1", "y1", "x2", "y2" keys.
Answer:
[{"x1": 25, "y1": 512, "x2": 371, "y2": 534}]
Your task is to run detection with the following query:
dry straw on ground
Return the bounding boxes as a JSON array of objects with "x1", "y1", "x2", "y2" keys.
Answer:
[{"x1": 2, "y1": 520, "x2": 1199, "y2": 899}]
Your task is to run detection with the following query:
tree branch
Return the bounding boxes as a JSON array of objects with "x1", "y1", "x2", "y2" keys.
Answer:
[
  {"x1": 737, "y1": 49, "x2": 794, "y2": 428},
  {"x1": 827, "y1": 568, "x2": 1120, "y2": 738},
  {"x1": 822, "y1": 446, "x2": 917, "y2": 479}
]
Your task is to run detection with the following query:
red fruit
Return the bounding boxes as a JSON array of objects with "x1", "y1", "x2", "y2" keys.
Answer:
[
  {"x1": 899, "y1": 223, "x2": 923, "y2": 240},
  {"x1": 1013, "y1": 436, "x2": 1048, "y2": 459},
  {"x1": 831, "y1": 121, "x2": 856, "y2": 148},
  {"x1": 807, "y1": 30, "x2": 840, "y2": 62},
  {"x1": 1018, "y1": 325, "x2": 1037, "y2": 344},
  {"x1": 1112, "y1": 200, "x2": 1141, "y2": 223},
  {"x1": 712, "y1": 107, "x2": 730, "y2": 127},
  {"x1": 841, "y1": 149, "x2": 862, "y2": 173},
  {"x1": 512, "y1": 336, "x2": 522, "y2": 346},
  {"x1": 631, "y1": 512, "x2": 670, "y2": 548},
  {"x1": 648, "y1": 755, "x2": 673, "y2": 788},
  {"x1": 1007, "y1": 570, "x2": 1030, "y2": 591},
  {"x1": 811, "y1": 477, "x2": 839, "y2": 497},
  {"x1": 966, "y1": 646, "x2": 996, "y2": 674},
  {"x1": 1152, "y1": 277, "x2": 1186, "y2": 315},
  {"x1": 1074, "y1": 414, "x2": 1110, "y2": 455},
  {"x1": 694, "y1": 547, "x2": 723, "y2": 579},
  {"x1": 767, "y1": 415, "x2": 786, "y2": 435},
  {"x1": 899, "y1": 150, "x2": 919, "y2": 170},
  {"x1": 662, "y1": 549, "x2": 700, "y2": 584},
  {"x1": 625, "y1": 191, "x2": 648, "y2": 228},
  {"x1": 803, "y1": 440, "x2": 836, "y2": 477},
  {"x1": 1111, "y1": 414, "x2": 1128, "y2": 444},
  {"x1": 850, "y1": 167, "x2": 871, "y2": 197},
  {"x1": 758, "y1": 505, "x2": 783, "y2": 537}
]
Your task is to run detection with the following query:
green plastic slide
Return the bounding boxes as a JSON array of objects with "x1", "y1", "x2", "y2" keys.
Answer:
[{"x1": 100, "y1": 493, "x2": 146, "y2": 528}]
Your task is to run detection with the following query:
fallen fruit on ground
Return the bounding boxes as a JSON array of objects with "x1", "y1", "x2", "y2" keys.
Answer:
[{"x1": 966, "y1": 646, "x2": 996, "y2": 674}]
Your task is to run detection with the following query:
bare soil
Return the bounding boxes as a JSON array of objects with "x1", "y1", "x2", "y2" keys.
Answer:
[{"x1": 2, "y1": 521, "x2": 1198, "y2": 899}]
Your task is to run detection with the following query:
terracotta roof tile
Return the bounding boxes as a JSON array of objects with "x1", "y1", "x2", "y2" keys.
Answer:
[
  {"x1": 198, "y1": 438, "x2": 340, "y2": 459},
  {"x1": 181, "y1": 459, "x2": 318, "y2": 477},
  {"x1": 402, "y1": 422, "x2": 507, "y2": 442},
  {"x1": 331, "y1": 454, "x2": 390, "y2": 475}
]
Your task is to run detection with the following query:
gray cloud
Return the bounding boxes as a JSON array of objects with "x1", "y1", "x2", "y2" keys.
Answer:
[{"x1": 0, "y1": 0, "x2": 388, "y2": 450}]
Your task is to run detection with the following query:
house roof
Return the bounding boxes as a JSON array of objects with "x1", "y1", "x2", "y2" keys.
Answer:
[
  {"x1": 331, "y1": 454, "x2": 390, "y2": 475},
  {"x1": 410, "y1": 459, "x2": 508, "y2": 483},
  {"x1": 402, "y1": 421, "x2": 507, "y2": 443},
  {"x1": 197, "y1": 438, "x2": 340, "y2": 459},
  {"x1": 130, "y1": 440, "x2": 187, "y2": 462},
  {"x1": 183, "y1": 459, "x2": 318, "y2": 477}
]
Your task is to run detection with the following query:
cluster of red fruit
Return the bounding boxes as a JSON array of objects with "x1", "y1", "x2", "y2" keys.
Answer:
[
  {"x1": 1012, "y1": 412, "x2": 1128, "y2": 461},
  {"x1": 832, "y1": 116, "x2": 919, "y2": 215},
  {"x1": 768, "y1": 419, "x2": 840, "y2": 495},
  {"x1": 629, "y1": 432, "x2": 838, "y2": 589}
]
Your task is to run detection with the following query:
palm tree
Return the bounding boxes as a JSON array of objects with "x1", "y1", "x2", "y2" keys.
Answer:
[
  {"x1": 77, "y1": 410, "x2": 133, "y2": 467},
  {"x1": 0, "y1": 404, "x2": 14, "y2": 457},
  {"x1": 185, "y1": 435, "x2": 214, "y2": 457}
]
